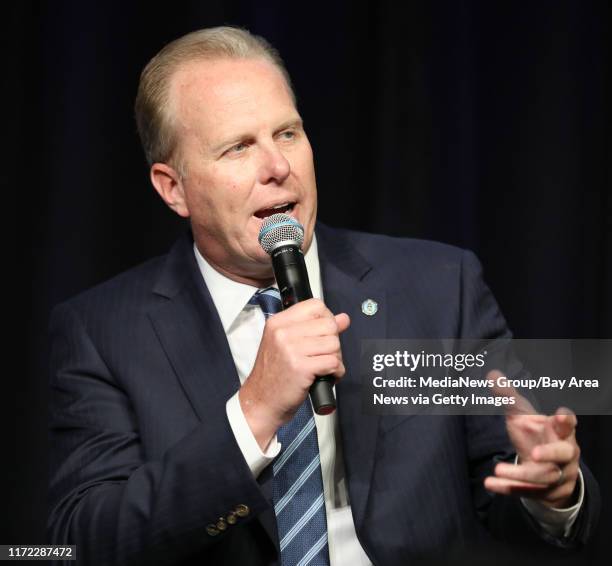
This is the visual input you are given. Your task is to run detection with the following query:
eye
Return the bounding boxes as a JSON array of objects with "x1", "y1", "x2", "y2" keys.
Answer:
[
  {"x1": 278, "y1": 129, "x2": 296, "y2": 141},
  {"x1": 227, "y1": 142, "x2": 248, "y2": 154}
]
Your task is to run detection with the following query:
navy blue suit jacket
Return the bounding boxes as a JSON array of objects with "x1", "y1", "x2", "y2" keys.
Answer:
[{"x1": 48, "y1": 224, "x2": 600, "y2": 565}]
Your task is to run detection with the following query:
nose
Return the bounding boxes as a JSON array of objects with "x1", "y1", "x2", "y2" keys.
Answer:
[{"x1": 257, "y1": 142, "x2": 290, "y2": 185}]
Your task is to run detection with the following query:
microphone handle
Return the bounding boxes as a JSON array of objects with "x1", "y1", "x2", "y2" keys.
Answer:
[{"x1": 271, "y1": 244, "x2": 337, "y2": 415}]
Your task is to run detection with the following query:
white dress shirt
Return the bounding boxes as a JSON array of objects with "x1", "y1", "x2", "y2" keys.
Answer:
[{"x1": 193, "y1": 237, "x2": 583, "y2": 565}]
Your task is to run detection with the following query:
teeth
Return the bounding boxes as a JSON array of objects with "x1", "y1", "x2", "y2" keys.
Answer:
[{"x1": 254, "y1": 203, "x2": 295, "y2": 219}]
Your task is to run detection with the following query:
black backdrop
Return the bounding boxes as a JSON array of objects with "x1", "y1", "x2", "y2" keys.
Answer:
[{"x1": 12, "y1": 0, "x2": 611, "y2": 564}]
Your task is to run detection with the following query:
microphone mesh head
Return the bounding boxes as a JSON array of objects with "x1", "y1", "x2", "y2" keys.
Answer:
[{"x1": 258, "y1": 213, "x2": 304, "y2": 255}]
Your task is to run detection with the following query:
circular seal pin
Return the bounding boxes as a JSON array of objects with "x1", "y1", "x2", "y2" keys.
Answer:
[{"x1": 361, "y1": 299, "x2": 378, "y2": 316}]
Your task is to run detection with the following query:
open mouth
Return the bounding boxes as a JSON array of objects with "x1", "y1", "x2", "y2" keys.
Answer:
[{"x1": 254, "y1": 202, "x2": 296, "y2": 219}]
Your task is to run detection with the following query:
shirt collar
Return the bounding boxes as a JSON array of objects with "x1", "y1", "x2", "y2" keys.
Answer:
[{"x1": 193, "y1": 234, "x2": 322, "y2": 332}]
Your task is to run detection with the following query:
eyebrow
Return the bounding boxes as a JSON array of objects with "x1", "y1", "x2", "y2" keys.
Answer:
[
  {"x1": 211, "y1": 118, "x2": 304, "y2": 155},
  {"x1": 274, "y1": 118, "x2": 304, "y2": 133}
]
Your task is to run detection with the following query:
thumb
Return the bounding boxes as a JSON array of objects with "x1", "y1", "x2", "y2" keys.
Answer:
[
  {"x1": 335, "y1": 313, "x2": 351, "y2": 334},
  {"x1": 552, "y1": 407, "x2": 577, "y2": 439}
]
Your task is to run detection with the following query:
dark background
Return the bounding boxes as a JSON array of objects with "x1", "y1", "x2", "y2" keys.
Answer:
[{"x1": 11, "y1": 0, "x2": 611, "y2": 563}]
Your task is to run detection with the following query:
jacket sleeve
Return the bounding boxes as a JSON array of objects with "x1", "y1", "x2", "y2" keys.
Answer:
[
  {"x1": 458, "y1": 249, "x2": 601, "y2": 552},
  {"x1": 47, "y1": 302, "x2": 271, "y2": 566}
]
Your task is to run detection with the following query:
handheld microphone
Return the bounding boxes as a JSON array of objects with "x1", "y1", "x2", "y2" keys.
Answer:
[{"x1": 258, "y1": 213, "x2": 336, "y2": 415}]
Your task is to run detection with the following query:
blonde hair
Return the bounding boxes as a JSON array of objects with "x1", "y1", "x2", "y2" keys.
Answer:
[{"x1": 134, "y1": 26, "x2": 294, "y2": 175}]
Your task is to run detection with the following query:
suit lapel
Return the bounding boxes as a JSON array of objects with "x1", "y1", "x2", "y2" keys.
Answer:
[
  {"x1": 316, "y1": 224, "x2": 385, "y2": 532},
  {"x1": 148, "y1": 233, "x2": 241, "y2": 424}
]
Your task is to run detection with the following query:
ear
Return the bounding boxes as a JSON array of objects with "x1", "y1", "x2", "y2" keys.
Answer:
[{"x1": 150, "y1": 162, "x2": 190, "y2": 218}]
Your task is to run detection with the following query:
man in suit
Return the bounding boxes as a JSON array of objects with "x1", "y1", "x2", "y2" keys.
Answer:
[{"x1": 48, "y1": 27, "x2": 599, "y2": 565}]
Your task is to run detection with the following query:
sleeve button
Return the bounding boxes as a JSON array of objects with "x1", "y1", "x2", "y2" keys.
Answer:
[
  {"x1": 216, "y1": 517, "x2": 228, "y2": 531},
  {"x1": 227, "y1": 512, "x2": 238, "y2": 525},
  {"x1": 235, "y1": 504, "x2": 250, "y2": 517},
  {"x1": 206, "y1": 524, "x2": 220, "y2": 536}
]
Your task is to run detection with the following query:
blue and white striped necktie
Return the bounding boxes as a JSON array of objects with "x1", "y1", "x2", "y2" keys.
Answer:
[{"x1": 249, "y1": 288, "x2": 330, "y2": 566}]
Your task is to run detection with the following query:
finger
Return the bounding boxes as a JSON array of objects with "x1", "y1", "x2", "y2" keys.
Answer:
[
  {"x1": 298, "y1": 335, "x2": 341, "y2": 357},
  {"x1": 552, "y1": 407, "x2": 577, "y2": 440},
  {"x1": 484, "y1": 475, "x2": 549, "y2": 495},
  {"x1": 288, "y1": 316, "x2": 342, "y2": 338},
  {"x1": 508, "y1": 414, "x2": 548, "y2": 436},
  {"x1": 305, "y1": 354, "x2": 345, "y2": 378},
  {"x1": 335, "y1": 313, "x2": 351, "y2": 333},
  {"x1": 281, "y1": 313, "x2": 349, "y2": 338},
  {"x1": 494, "y1": 461, "x2": 562, "y2": 486},
  {"x1": 532, "y1": 440, "x2": 577, "y2": 464},
  {"x1": 330, "y1": 357, "x2": 346, "y2": 379},
  {"x1": 277, "y1": 298, "x2": 333, "y2": 323}
]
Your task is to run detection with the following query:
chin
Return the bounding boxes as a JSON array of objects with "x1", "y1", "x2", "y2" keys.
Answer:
[
  {"x1": 244, "y1": 244, "x2": 274, "y2": 266},
  {"x1": 245, "y1": 259, "x2": 275, "y2": 283}
]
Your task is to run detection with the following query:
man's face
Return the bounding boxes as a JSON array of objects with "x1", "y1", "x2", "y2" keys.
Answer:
[{"x1": 166, "y1": 57, "x2": 317, "y2": 284}]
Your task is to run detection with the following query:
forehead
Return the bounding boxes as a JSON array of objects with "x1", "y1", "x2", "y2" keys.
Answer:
[{"x1": 168, "y1": 58, "x2": 298, "y2": 144}]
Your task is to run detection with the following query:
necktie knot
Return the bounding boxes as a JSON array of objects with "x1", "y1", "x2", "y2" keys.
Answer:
[{"x1": 249, "y1": 287, "x2": 283, "y2": 318}]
